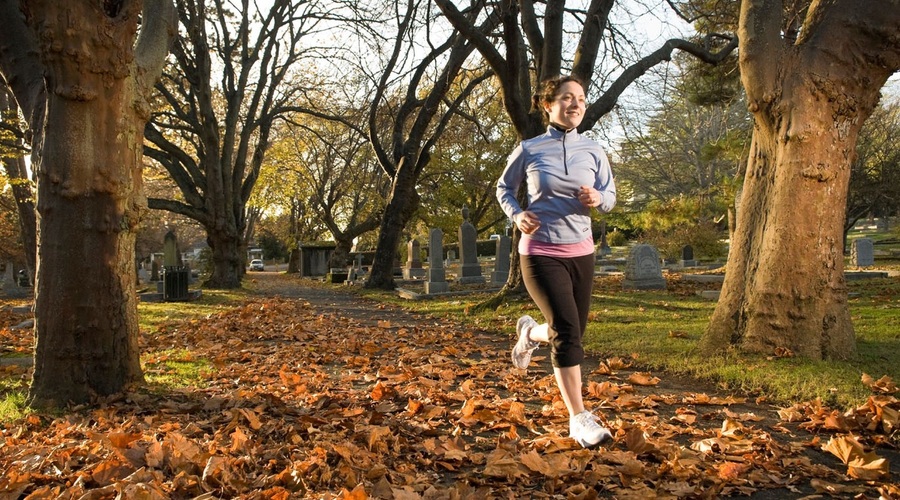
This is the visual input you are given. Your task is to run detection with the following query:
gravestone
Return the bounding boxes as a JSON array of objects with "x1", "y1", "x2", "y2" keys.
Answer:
[
  {"x1": 2, "y1": 262, "x2": 17, "y2": 294},
  {"x1": 163, "y1": 230, "x2": 179, "y2": 266},
  {"x1": 679, "y1": 245, "x2": 697, "y2": 268},
  {"x1": 403, "y1": 239, "x2": 426, "y2": 279},
  {"x1": 491, "y1": 235, "x2": 511, "y2": 285},
  {"x1": 457, "y1": 207, "x2": 485, "y2": 284},
  {"x1": 425, "y1": 228, "x2": 449, "y2": 294},
  {"x1": 597, "y1": 220, "x2": 612, "y2": 256},
  {"x1": 851, "y1": 238, "x2": 875, "y2": 267},
  {"x1": 622, "y1": 244, "x2": 667, "y2": 290}
]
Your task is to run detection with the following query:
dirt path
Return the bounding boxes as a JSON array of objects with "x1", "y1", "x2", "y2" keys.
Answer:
[{"x1": 242, "y1": 272, "x2": 898, "y2": 499}]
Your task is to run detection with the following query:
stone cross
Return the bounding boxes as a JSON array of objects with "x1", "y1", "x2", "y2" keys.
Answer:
[
  {"x1": 457, "y1": 207, "x2": 485, "y2": 284},
  {"x1": 491, "y1": 235, "x2": 511, "y2": 285},
  {"x1": 425, "y1": 228, "x2": 449, "y2": 294},
  {"x1": 622, "y1": 244, "x2": 667, "y2": 290}
]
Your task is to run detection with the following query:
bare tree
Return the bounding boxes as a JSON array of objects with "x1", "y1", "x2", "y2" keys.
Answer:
[
  {"x1": 0, "y1": 0, "x2": 175, "y2": 407},
  {"x1": 145, "y1": 0, "x2": 343, "y2": 288},
  {"x1": 272, "y1": 112, "x2": 387, "y2": 267},
  {"x1": 434, "y1": 0, "x2": 738, "y2": 298},
  {"x1": 703, "y1": 0, "x2": 900, "y2": 360},
  {"x1": 326, "y1": 0, "x2": 497, "y2": 290},
  {"x1": 844, "y1": 102, "x2": 900, "y2": 239}
]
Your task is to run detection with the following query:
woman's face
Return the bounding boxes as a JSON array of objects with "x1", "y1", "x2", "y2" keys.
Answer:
[{"x1": 545, "y1": 81, "x2": 586, "y2": 130}]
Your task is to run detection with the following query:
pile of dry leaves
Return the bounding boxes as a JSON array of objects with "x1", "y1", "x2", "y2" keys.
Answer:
[{"x1": 0, "y1": 295, "x2": 897, "y2": 499}]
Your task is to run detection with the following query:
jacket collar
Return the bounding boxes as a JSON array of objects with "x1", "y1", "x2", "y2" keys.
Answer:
[{"x1": 547, "y1": 124, "x2": 578, "y2": 139}]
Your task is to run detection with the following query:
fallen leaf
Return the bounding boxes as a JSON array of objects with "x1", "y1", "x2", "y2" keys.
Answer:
[
  {"x1": 623, "y1": 427, "x2": 656, "y2": 455},
  {"x1": 627, "y1": 372, "x2": 660, "y2": 386},
  {"x1": 717, "y1": 461, "x2": 750, "y2": 480},
  {"x1": 822, "y1": 435, "x2": 890, "y2": 480}
]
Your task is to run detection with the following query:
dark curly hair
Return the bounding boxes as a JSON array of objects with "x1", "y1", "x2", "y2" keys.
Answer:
[{"x1": 531, "y1": 75, "x2": 586, "y2": 124}]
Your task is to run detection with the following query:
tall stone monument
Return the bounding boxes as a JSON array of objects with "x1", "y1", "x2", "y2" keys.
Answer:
[
  {"x1": 425, "y1": 228, "x2": 449, "y2": 294},
  {"x1": 457, "y1": 207, "x2": 485, "y2": 284},
  {"x1": 163, "y1": 229, "x2": 179, "y2": 267},
  {"x1": 491, "y1": 235, "x2": 511, "y2": 285}
]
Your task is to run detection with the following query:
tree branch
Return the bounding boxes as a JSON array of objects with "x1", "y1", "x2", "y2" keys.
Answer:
[
  {"x1": 0, "y1": 0, "x2": 44, "y2": 129},
  {"x1": 134, "y1": 0, "x2": 177, "y2": 95},
  {"x1": 582, "y1": 35, "x2": 739, "y2": 131},
  {"x1": 572, "y1": 0, "x2": 615, "y2": 84},
  {"x1": 147, "y1": 196, "x2": 208, "y2": 223},
  {"x1": 738, "y1": 0, "x2": 784, "y2": 112}
]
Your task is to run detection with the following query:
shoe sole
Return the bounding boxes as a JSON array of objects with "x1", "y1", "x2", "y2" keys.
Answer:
[{"x1": 572, "y1": 432, "x2": 613, "y2": 449}]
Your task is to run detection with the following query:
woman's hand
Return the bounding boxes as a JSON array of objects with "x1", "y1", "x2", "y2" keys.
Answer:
[
  {"x1": 577, "y1": 185, "x2": 602, "y2": 207},
  {"x1": 514, "y1": 211, "x2": 541, "y2": 234}
]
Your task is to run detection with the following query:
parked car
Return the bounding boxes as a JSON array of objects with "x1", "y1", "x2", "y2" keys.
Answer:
[{"x1": 249, "y1": 259, "x2": 264, "y2": 271}]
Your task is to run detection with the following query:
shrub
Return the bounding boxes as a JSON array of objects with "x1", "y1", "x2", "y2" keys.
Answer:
[
  {"x1": 643, "y1": 222, "x2": 728, "y2": 261},
  {"x1": 606, "y1": 229, "x2": 627, "y2": 247}
]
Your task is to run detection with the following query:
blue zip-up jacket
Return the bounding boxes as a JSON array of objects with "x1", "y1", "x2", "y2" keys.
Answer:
[{"x1": 497, "y1": 126, "x2": 616, "y2": 244}]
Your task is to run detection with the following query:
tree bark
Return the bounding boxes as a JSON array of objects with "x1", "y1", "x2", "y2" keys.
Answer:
[
  {"x1": 0, "y1": 0, "x2": 174, "y2": 407},
  {"x1": 205, "y1": 228, "x2": 244, "y2": 288},
  {"x1": 703, "y1": 0, "x2": 900, "y2": 360}
]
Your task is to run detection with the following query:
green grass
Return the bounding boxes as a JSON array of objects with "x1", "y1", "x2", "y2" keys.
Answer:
[
  {"x1": 138, "y1": 288, "x2": 250, "y2": 393},
  {"x1": 0, "y1": 379, "x2": 30, "y2": 422},
  {"x1": 138, "y1": 287, "x2": 250, "y2": 334},
  {"x1": 142, "y1": 349, "x2": 213, "y2": 391}
]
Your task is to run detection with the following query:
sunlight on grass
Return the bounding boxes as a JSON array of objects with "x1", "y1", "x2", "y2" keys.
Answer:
[
  {"x1": 0, "y1": 378, "x2": 30, "y2": 422},
  {"x1": 139, "y1": 288, "x2": 250, "y2": 334},
  {"x1": 142, "y1": 349, "x2": 212, "y2": 391},
  {"x1": 0, "y1": 391, "x2": 28, "y2": 422}
]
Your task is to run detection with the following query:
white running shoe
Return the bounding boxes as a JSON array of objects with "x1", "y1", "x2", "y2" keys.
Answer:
[
  {"x1": 511, "y1": 315, "x2": 540, "y2": 369},
  {"x1": 569, "y1": 410, "x2": 613, "y2": 449}
]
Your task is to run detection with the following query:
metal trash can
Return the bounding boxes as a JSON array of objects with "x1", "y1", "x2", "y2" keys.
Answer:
[{"x1": 163, "y1": 266, "x2": 189, "y2": 301}]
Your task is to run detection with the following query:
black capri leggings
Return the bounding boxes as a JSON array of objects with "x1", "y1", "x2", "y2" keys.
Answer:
[{"x1": 521, "y1": 253, "x2": 595, "y2": 368}]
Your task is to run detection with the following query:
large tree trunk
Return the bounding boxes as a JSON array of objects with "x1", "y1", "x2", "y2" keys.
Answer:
[
  {"x1": 31, "y1": 57, "x2": 143, "y2": 406},
  {"x1": 366, "y1": 171, "x2": 420, "y2": 289},
  {"x1": 205, "y1": 228, "x2": 244, "y2": 288},
  {"x1": 2, "y1": 0, "x2": 175, "y2": 408},
  {"x1": 704, "y1": 113, "x2": 857, "y2": 359},
  {"x1": 703, "y1": 0, "x2": 899, "y2": 360}
]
